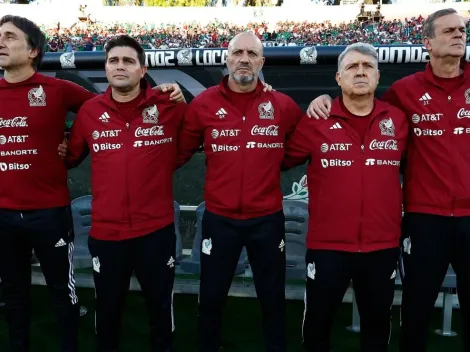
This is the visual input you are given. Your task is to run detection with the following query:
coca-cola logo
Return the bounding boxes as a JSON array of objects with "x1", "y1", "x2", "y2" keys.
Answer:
[
  {"x1": 135, "y1": 126, "x2": 164, "y2": 137},
  {"x1": 457, "y1": 108, "x2": 470, "y2": 119},
  {"x1": 0, "y1": 117, "x2": 28, "y2": 128},
  {"x1": 369, "y1": 139, "x2": 398, "y2": 151},
  {"x1": 251, "y1": 124, "x2": 279, "y2": 136}
]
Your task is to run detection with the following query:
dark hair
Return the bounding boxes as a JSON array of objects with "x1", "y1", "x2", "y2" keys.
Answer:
[
  {"x1": 105, "y1": 35, "x2": 145, "y2": 66},
  {"x1": 0, "y1": 15, "x2": 46, "y2": 69},
  {"x1": 423, "y1": 8, "x2": 458, "y2": 39}
]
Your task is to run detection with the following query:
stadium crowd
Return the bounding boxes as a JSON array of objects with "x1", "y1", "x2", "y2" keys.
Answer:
[{"x1": 42, "y1": 14, "x2": 470, "y2": 52}]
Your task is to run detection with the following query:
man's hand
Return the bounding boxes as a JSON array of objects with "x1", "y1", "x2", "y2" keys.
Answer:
[
  {"x1": 307, "y1": 94, "x2": 333, "y2": 120},
  {"x1": 58, "y1": 137, "x2": 67, "y2": 159},
  {"x1": 154, "y1": 83, "x2": 185, "y2": 103},
  {"x1": 262, "y1": 82, "x2": 275, "y2": 92}
]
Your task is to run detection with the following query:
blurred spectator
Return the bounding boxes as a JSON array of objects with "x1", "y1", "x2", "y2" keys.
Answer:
[{"x1": 39, "y1": 15, "x2": 469, "y2": 51}]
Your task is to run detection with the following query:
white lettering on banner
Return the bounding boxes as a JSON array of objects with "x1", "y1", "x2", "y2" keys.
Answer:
[
  {"x1": 92, "y1": 143, "x2": 122, "y2": 152},
  {"x1": 92, "y1": 130, "x2": 121, "y2": 140},
  {"x1": 195, "y1": 50, "x2": 227, "y2": 66},
  {"x1": 0, "y1": 162, "x2": 31, "y2": 171},
  {"x1": 0, "y1": 117, "x2": 28, "y2": 128},
  {"x1": 251, "y1": 125, "x2": 279, "y2": 136},
  {"x1": 365, "y1": 159, "x2": 400, "y2": 166},
  {"x1": 321, "y1": 158, "x2": 353, "y2": 168},
  {"x1": 135, "y1": 126, "x2": 164, "y2": 137},
  {"x1": 0, "y1": 149, "x2": 37, "y2": 156},
  {"x1": 413, "y1": 128, "x2": 445, "y2": 137},
  {"x1": 0, "y1": 135, "x2": 28, "y2": 144},
  {"x1": 376, "y1": 46, "x2": 430, "y2": 64},
  {"x1": 412, "y1": 113, "x2": 443, "y2": 123},
  {"x1": 369, "y1": 139, "x2": 398, "y2": 151},
  {"x1": 145, "y1": 51, "x2": 176, "y2": 67},
  {"x1": 211, "y1": 144, "x2": 239, "y2": 152},
  {"x1": 211, "y1": 129, "x2": 240, "y2": 139},
  {"x1": 457, "y1": 108, "x2": 470, "y2": 119}
]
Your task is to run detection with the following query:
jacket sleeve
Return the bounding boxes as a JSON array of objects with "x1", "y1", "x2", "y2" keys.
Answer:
[
  {"x1": 381, "y1": 82, "x2": 406, "y2": 111},
  {"x1": 282, "y1": 114, "x2": 313, "y2": 171},
  {"x1": 65, "y1": 107, "x2": 90, "y2": 170},
  {"x1": 283, "y1": 96, "x2": 305, "y2": 137},
  {"x1": 61, "y1": 80, "x2": 97, "y2": 113},
  {"x1": 176, "y1": 100, "x2": 204, "y2": 169}
]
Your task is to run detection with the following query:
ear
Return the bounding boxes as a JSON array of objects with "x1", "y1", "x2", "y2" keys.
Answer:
[
  {"x1": 335, "y1": 71, "x2": 341, "y2": 86},
  {"x1": 28, "y1": 47, "x2": 39, "y2": 60},
  {"x1": 423, "y1": 37, "x2": 432, "y2": 52},
  {"x1": 141, "y1": 65, "x2": 147, "y2": 78}
]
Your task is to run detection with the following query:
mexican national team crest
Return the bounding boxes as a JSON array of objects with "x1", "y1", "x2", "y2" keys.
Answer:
[
  {"x1": 379, "y1": 117, "x2": 395, "y2": 137},
  {"x1": 28, "y1": 85, "x2": 46, "y2": 106},
  {"x1": 465, "y1": 89, "x2": 470, "y2": 104},
  {"x1": 142, "y1": 104, "x2": 159, "y2": 124},
  {"x1": 258, "y1": 101, "x2": 274, "y2": 120}
]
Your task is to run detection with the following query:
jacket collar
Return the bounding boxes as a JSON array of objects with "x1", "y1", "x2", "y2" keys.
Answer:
[
  {"x1": 422, "y1": 59, "x2": 470, "y2": 88},
  {"x1": 217, "y1": 75, "x2": 265, "y2": 98},
  {"x1": 100, "y1": 79, "x2": 159, "y2": 111},
  {"x1": 330, "y1": 96, "x2": 388, "y2": 119}
]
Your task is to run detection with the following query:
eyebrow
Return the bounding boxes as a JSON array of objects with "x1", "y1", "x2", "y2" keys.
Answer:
[
  {"x1": 0, "y1": 31, "x2": 18, "y2": 37},
  {"x1": 442, "y1": 25, "x2": 466, "y2": 31},
  {"x1": 108, "y1": 56, "x2": 136, "y2": 61},
  {"x1": 232, "y1": 48, "x2": 259, "y2": 55}
]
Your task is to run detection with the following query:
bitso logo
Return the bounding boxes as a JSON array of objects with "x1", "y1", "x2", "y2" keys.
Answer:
[
  {"x1": 414, "y1": 128, "x2": 444, "y2": 137},
  {"x1": 321, "y1": 158, "x2": 353, "y2": 168},
  {"x1": 0, "y1": 162, "x2": 31, "y2": 171},
  {"x1": 92, "y1": 143, "x2": 122, "y2": 152}
]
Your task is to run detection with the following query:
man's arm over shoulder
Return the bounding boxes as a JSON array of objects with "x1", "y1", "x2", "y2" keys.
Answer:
[
  {"x1": 380, "y1": 78, "x2": 408, "y2": 111},
  {"x1": 282, "y1": 114, "x2": 315, "y2": 170},
  {"x1": 176, "y1": 98, "x2": 204, "y2": 169},
  {"x1": 65, "y1": 104, "x2": 90, "y2": 169},
  {"x1": 60, "y1": 79, "x2": 97, "y2": 113}
]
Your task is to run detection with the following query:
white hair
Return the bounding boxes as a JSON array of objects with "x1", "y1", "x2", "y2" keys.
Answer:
[{"x1": 338, "y1": 43, "x2": 378, "y2": 72}]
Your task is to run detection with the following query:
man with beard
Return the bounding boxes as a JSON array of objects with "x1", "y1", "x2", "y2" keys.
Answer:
[
  {"x1": 177, "y1": 31, "x2": 303, "y2": 352},
  {"x1": 307, "y1": 8, "x2": 470, "y2": 352}
]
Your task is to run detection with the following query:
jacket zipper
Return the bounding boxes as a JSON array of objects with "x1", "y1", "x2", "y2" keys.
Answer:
[
  {"x1": 125, "y1": 121, "x2": 133, "y2": 228},
  {"x1": 359, "y1": 143, "x2": 365, "y2": 252},
  {"x1": 239, "y1": 116, "x2": 246, "y2": 215},
  {"x1": 448, "y1": 94, "x2": 455, "y2": 216}
]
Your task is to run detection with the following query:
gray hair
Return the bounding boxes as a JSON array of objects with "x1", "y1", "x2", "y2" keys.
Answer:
[
  {"x1": 423, "y1": 8, "x2": 458, "y2": 39},
  {"x1": 338, "y1": 43, "x2": 378, "y2": 72}
]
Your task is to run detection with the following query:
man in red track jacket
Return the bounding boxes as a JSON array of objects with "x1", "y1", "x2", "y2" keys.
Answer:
[
  {"x1": 177, "y1": 32, "x2": 303, "y2": 352},
  {"x1": 65, "y1": 36, "x2": 186, "y2": 352},
  {"x1": 0, "y1": 15, "x2": 184, "y2": 352},
  {"x1": 284, "y1": 43, "x2": 407, "y2": 352},
  {"x1": 307, "y1": 9, "x2": 470, "y2": 352}
]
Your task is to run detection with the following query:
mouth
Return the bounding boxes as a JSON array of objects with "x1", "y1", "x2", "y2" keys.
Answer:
[
  {"x1": 113, "y1": 75, "x2": 128, "y2": 79},
  {"x1": 0, "y1": 54, "x2": 8, "y2": 57}
]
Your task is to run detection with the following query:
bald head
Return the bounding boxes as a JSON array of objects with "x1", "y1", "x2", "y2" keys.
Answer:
[
  {"x1": 228, "y1": 32, "x2": 264, "y2": 56},
  {"x1": 226, "y1": 31, "x2": 265, "y2": 90}
]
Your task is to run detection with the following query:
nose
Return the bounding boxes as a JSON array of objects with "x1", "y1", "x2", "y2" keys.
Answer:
[{"x1": 355, "y1": 64, "x2": 366, "y2": 76}]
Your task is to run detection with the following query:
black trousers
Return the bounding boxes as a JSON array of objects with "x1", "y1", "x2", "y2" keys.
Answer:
[
  {"x1": 198, "y1": 210, "x2": 286, "y2": 352},
  {"x1": 399, "y1": 212, "x2": 470, "y2": 352},
  {"x1": 88, "y1": 224, "x2": 176, "y2": 352},
  {"x1": 0, "y1": 206, "x2": 79, "y2": 352},
  {"x1": 302, "y1": 247, "x2": 399, "y2": 352}
]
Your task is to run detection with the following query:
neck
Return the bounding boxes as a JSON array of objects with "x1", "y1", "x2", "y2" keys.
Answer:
[
  {"x1": 430, "y1": 56, "x2": 462, "y2": 78},
  {"x1": 111, "y1": 84, "x2": 141, "y2": 103},
  {"x1": 342, "y1": 94, "x2": 374, "y2": 116},
  {"x1": 4, "y1": 66, "x2": 35, "y2": 84},
  {"x1": 227, "y1": 75, "x2": 257, "y2": 93}
]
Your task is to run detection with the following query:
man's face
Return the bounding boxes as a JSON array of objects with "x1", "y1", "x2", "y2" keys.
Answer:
[
  {"x1": 227, "y1": 35, "x2": 265, "y2": 85},
  {"x1": 336, "y1": 51, "x2": 379, "y2": 97},
  {"x1": 105, "y1": 46, "x2": 146, "y2": 91},
  {"x1": 0, "y1": 22, "x2": 37, "y2": 70},
  {"x1": 424, "y1": 14, "x2": 466, "y2": 59}
]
